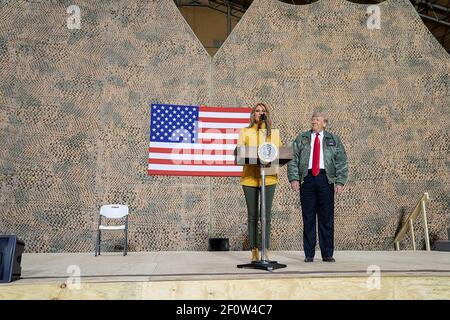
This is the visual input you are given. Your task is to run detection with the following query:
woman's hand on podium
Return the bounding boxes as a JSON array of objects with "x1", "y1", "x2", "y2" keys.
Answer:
[{"x1": 290, "y1": 180, "x2": 299, "y2": 192}]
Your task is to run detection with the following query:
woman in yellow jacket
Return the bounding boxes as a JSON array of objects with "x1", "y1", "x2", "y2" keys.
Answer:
[{"x1": 237, "y1": 103, "x2": 281, "y2": 262}]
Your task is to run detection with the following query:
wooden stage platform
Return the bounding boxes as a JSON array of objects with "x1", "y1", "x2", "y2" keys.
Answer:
[{"x1": 1, "y1": 251, "x2": 449, "y2": 299}]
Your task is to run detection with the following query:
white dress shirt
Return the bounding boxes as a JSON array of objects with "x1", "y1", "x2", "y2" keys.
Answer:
[{"x1": 308, "y1": 130, "x2": 324, "y2": 169}]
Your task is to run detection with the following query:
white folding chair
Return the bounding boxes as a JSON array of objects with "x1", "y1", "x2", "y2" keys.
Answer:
[{"x1": 95, "y1": 204, "x2": 129, "y2": 256}]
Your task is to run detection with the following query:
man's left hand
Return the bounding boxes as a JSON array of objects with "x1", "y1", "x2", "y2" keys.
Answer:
[{"x1": 335, "y1": 185, "x2": 344, "y2": 194}]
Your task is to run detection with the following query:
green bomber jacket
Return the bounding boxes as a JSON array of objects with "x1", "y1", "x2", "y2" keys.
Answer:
[{"x1": 287, "y1": 130, "x2": 348, "y2": 186}]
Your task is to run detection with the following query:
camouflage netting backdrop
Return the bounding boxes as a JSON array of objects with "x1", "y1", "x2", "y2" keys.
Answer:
[{"x1": 0, "y1": 0, "x2": 448, "y2": 252}]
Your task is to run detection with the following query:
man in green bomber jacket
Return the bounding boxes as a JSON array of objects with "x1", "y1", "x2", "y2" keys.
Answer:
[{"x1": 287, "y1": 112, "x2": 348, "y2": 263}]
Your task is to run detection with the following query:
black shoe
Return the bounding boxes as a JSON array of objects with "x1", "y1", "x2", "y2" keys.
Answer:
[
  {"x1": 304, "y1": 257, "x2": 314, "y2": 262},
  {"x1": 322, "y1": 257, "x2": 335, "y2": 262}
]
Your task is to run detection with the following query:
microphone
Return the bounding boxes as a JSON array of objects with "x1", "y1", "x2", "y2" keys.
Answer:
[
  {"x1": 260, "y1": 113, "x2": 266, "y2": 121},
  {"x1": 259, "y1": 113, "x2": 269, "y2": 139}
]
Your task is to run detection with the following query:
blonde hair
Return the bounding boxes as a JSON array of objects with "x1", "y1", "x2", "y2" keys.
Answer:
[{"x1": 248, "y1": 103, "x2": 272, "y2": 136}]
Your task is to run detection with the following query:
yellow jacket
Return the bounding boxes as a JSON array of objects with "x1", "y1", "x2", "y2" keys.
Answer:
[{"x1": 237, "y1": 124, "x2": 282, "y2": 187}]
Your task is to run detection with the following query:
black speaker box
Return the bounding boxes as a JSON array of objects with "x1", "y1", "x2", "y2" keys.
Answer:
[
  {"x1": 0, "y1": 235, "x2": 25, "y2": 283},
  {"x1": 434, "y1": 240, "x2": 450, "y2": 252},
  {"x1": 208, "y1": 238, "x2": 229, "y2": 251}
]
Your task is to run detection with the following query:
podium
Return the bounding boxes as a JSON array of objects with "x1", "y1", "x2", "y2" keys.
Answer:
[
  {"x1": 235, "y1": 146, "x2": 293, "y2": 166},
  {"x1": 235, "y1": 144, "x2": 293, "y2": 271}
]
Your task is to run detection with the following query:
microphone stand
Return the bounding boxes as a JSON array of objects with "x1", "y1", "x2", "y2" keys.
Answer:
[
  {"x1": 237, "y1": 114, "x2": 286, "y2": 272},
  {"x1": 260, "y1": 117, "x2": 268, "y2": 264}
]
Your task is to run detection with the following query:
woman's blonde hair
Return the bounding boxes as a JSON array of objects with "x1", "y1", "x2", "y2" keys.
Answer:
[{"x1": 248, "y1": 103, "x2": 272, "y2": 136}]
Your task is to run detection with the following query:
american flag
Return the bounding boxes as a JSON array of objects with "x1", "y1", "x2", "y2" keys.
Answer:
[{"x1": 148, "y1": 104, "x2": 252, "y2": 176}]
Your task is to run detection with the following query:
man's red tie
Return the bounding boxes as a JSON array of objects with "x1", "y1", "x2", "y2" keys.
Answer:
[{"x1": 312, "y1": 133, "x2": 320, "y2": 176}]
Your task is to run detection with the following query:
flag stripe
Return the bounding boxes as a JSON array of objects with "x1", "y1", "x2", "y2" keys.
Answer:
[
  {"x1": 199, "y1": 106, "x2": 252, "y2": 113},
  {"x1": 199, "y1": 128, "x2": 242, "y2": 134},
  {"x1": 148, "y1": 163, "x2": 242, "y2": 172},
  {"x1": 149, "y1": 147, "x2": 235, "y2": 155},
  {"x1": 149, "y1": 159, "x2": 236, "y2": 165},
  {"x1": 198, "y1": 139, "x2": 237, "y2": 145},
  {"x1": 200, "y1": 122, "x2": 248, "y2": 129},
  {"x1": 199, "y1": 117, "x2": 248, "y2": 123},
  {"x1": 149, "y1": 142, "x2": 236, "y2": 150},
  {"x1": 198, "y1": 132, "x2": 239, "y2": 139},
  {"x1": 148, "y1": 170, "x2": 242, "y2": 177},
  {"x1": 149, "y1": 153, "x2": 235, "y2": 161},
  {"x1": 199, "y1": 111, "x2": 249, "y2": 119}
]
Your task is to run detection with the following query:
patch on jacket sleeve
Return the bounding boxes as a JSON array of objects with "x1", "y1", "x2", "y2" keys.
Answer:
[{"x1": 325, "y1": 137, "x2": 336, "y2": 146}]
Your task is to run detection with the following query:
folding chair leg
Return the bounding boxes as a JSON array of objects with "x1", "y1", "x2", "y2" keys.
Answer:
[
  {"x1": 97, "y1": 230, "x2": 101, "y2": 256},
  {"x1": 95, "y1": 229, "x2": 99, "y2": 256},
  {"x1": 124, "y1": 228, "x2": 128, "y2": 256}
]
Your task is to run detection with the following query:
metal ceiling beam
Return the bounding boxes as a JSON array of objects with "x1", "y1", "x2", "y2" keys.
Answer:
[
  {"x1": 209, "y1": 0, "x2": 247, "y2": 14},
  {"x1": 414, "y1": 0, "x2": 450, "y2": 13},
  {"x1": 418, "y1": 13, "x2": 450, "y2": 28},
  {"x1": 175, "y1": 1, "x2": 449, "y2": 51},
  {"x1": 176, "y1": 3, "x2": 243, "y2": 20}
]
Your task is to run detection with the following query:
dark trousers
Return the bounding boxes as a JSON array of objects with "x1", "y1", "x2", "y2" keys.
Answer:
[
  {"x1": 243, "y1": 184, "x2": 276, "y2": 249},
  {"x1": 300, "y1": 169, "x2": 334, "y2": 258}
]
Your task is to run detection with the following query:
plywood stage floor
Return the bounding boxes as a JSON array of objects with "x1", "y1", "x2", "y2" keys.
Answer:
[{"x1": 1, "y1": 251, "x2": 449, "y2": 299}]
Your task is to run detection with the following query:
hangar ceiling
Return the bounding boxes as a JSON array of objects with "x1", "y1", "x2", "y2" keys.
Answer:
[{"x1": 175, "y1": 0, "x2": 450, "y2": 53}]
